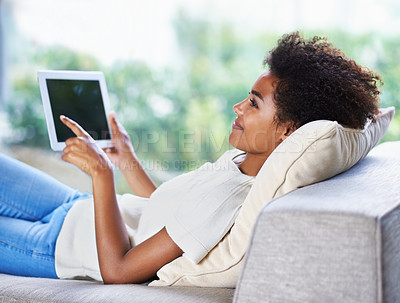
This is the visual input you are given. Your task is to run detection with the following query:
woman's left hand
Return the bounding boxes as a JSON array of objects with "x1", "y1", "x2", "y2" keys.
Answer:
[{"x1": 60, "y1": 115, "x2": 113, "y2": 178}]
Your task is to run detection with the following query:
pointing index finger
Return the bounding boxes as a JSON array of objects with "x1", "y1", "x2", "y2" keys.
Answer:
[{"x1": 60, "y1": 115, "x2": 88, "y2": 137}]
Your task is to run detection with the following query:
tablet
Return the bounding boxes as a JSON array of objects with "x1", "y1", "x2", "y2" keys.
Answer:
[{"x1": 38, "y1": 70, "x2": 113, "y2": 151}]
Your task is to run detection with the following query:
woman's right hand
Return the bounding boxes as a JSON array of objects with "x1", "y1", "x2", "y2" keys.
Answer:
[
  {"x1": 104, "y1": 112, "x2": 135, "y2": 169},
  {"x1": 105, "y1": 111, "x2": 156, "y2": 197}
]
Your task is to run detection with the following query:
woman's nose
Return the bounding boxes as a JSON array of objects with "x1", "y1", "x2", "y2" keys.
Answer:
[{"x1": 233, "y1": 99, "x2": 247, "y2": 115}]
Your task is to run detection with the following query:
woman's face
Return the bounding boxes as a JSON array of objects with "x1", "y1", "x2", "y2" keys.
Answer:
[{"x1": 229, "y1": 71, "x2": 290, "y2": 157}]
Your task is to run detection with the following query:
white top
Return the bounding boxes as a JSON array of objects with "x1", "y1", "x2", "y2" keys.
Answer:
[{"x1": 55, "y1": 149, "x2": 255, "y2": 281}]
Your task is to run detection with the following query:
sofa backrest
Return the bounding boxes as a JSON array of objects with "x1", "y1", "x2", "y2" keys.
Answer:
[{"x1": 234, "y1": 141, "x2": 400, "y2": 303}]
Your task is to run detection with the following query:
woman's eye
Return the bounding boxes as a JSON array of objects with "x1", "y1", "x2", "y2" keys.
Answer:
[{"x1": 249, "y1": 98, "x2": 258, "y2": 108}]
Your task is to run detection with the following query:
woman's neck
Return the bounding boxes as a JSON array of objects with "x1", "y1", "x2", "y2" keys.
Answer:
[{"x1": 238, "y1": 152, "x2": 270, "y2": 176}]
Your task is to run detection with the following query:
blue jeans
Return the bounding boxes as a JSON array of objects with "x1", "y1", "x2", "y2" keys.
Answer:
[{"x1": 0, "y1": 154, "x2": 90, "y2": 278}]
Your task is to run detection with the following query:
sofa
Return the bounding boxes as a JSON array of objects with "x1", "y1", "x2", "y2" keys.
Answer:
[{"x1": 1, "y1": 140, "x2": 399, "y2": 302}]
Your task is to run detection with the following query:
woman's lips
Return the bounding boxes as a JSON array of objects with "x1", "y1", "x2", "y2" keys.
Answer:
[{"x1": 232, "y1": 119, "x2": 244, "y2": 130}]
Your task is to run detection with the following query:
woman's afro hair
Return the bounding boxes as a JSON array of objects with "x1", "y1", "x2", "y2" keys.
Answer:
[{"x1": 265, "y1": 32, "x2": 382, "y2": 129}]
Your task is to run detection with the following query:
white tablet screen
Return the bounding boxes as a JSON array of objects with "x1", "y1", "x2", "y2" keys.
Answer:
[{"x1": 46, "y1": 79, "x2": 111, "y2": 141}]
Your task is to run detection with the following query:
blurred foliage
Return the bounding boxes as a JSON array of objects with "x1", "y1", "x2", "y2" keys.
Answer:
[{"x1": 5, "y1": 13, "x2": 400, "y2": 188}]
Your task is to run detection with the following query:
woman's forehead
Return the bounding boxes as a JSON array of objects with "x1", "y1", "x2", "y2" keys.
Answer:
[{"x1": 252, "y1": 71, "x2": 278, "y2": 99}]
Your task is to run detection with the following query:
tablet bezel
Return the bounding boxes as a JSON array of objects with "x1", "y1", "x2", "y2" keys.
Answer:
[{"x1": 38, "y1": 70, "x2": 113, "y2": 151}]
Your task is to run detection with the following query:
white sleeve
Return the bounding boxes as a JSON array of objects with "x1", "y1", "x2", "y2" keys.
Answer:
[{"x1": 165, "y1": 172, "x2": 254, "y2": 264}]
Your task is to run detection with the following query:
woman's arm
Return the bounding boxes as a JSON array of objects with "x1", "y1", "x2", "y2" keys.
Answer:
[
  {"x1": 60, "y1": 116, "x2": 183, "y2": 284},
  {"x1": 105, "y1": 112, "x2": 156, "y2": 198},
  {"x1": 92, "y1": 171, "x2": 182, "y2": 284}
]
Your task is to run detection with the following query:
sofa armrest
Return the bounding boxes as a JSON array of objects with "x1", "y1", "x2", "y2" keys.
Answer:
[{"x1": 234, "y1": 142, "x2": 400, "y2": 303}]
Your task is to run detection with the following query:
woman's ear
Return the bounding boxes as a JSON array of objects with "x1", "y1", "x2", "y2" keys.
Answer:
[{"x1": 280, "y1": 123, "x2": 296, "y2": 141}]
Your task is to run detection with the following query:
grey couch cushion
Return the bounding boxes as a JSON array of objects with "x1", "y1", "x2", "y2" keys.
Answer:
[
  {"x1": 0, "y1": 274, "x2": 234, "y2": 303},
  {"x1": 234, "y1": 141, "x2": 400, "y2": 303}
]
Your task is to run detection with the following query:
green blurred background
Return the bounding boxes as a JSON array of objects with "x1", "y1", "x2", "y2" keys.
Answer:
[{"x1": 0, "y1": 0, "x2": 399, "y2": 193}]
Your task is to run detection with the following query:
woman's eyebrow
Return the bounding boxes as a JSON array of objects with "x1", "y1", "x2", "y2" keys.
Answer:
[{"x1": 251, "y1": 89, "x2": 264, "y2": 101}]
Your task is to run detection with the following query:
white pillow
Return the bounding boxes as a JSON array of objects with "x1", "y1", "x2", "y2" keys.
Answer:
[{"x1": 150, "y1": 107, "x2": 395, "y2": 288}]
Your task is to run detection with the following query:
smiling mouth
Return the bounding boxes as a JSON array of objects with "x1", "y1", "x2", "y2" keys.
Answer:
[{"x1": 232, "y1": 119, "x2": 244, "y2": 130}]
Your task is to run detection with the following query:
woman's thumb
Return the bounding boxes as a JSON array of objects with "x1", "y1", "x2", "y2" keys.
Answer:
[{"x1": 109, "y1": 111, "x2": 119, "y2": 134}]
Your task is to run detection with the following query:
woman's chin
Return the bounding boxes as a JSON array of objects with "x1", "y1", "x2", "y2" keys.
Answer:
[{"x1": 228, "y1": 133, "x2": 242, "y2": 150}]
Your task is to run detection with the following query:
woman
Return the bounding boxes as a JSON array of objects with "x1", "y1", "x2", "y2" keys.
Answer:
[{"x1": 0, "y1": 32, "x2": 381, "y2": 284}]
